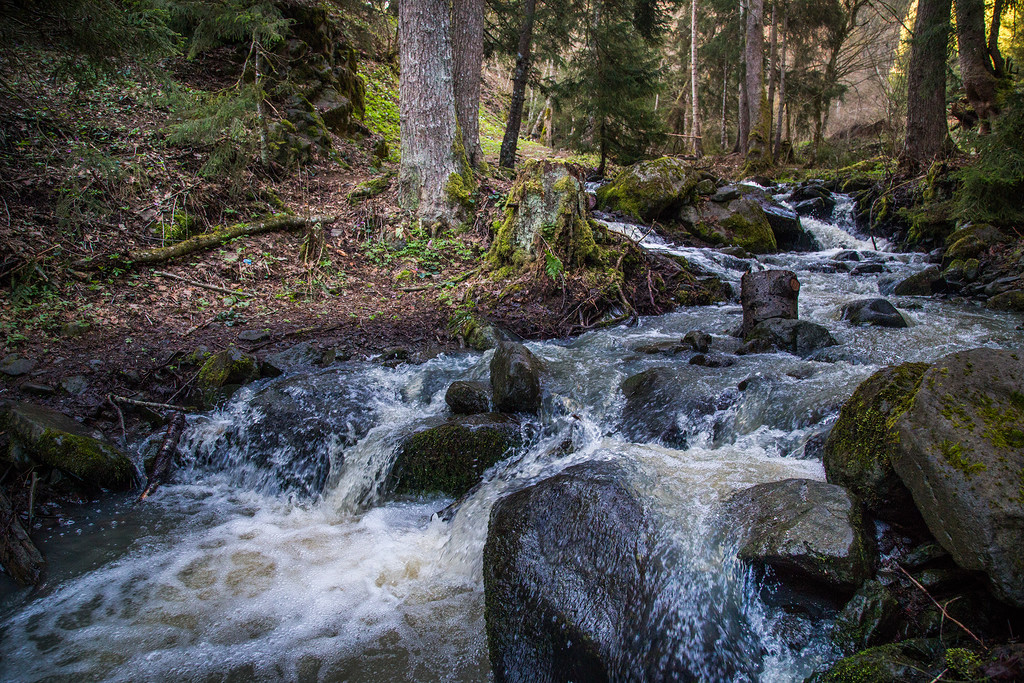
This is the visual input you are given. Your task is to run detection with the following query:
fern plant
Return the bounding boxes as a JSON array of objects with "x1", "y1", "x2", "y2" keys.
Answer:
[{"x1": 955, "y1": 88, "x2": 1024, "y2": 227}]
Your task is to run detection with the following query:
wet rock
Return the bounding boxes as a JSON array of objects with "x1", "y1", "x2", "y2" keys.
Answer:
[
  {"x1": 634, "y1": 340, "x2": 686, "y2": 355},
  {"x1": 710, "y1": 185, "x2": 741, "y2": 202},
  {"x1": 899, "y1": 542, "x2": 949, "y2": 570},
  {"x1": 891, "y1": 266, "x2": 944, "y2": 296},
  {"x1": 445, "y1": 380, "x2": 492, "y2": 415},
  {"x1": 490, "y1": 342, "x2": 543, "y2": 414},
  {"x1": 484, "y1": 461, "x2": 736, "y2": 682},
  {"x1": 889, "y1": 349, "x2": 1024, "y2": 607},
  {"x1": 987, "y1": 289, "x2": 1024, "y2": 312},
  {"x1": 839, "y1": 299, "x2": 908, "y2": 328},
  {"x1": 595, "y1": 156, "x2": 701, "y2": 222},
  {"x1": 722, "y1": 478, "x2": 876, "y2": 591},
  {"x1": 760, "y1": 202, "x2": 819, "y2": 252},
  {"x1": 390, "y1": 414, "x2": 521, "y2": 497},
  {"x1": 793, "y1": 196, "x2": 836, "y2": 221},
  {"x1": 831, "y1": 580, "x2": 900, "y2": 653},
  {"x1": 740, "y1": 269, "x2": 800, "y2": 336},
  {"x1": 984, "y1": 275, "x2": 1022, "y2": 297},
  {"x1": 689, "y1": 353, "x2": 734, "y2": 368},
  {"x1": 2, "y1": 401, "x2": 135, "y2": 491},
  {"x1": 619, "y1": 366, "x2": 731, "y2": 447},
  {"x1": 850, "y1": 262, "x2": 885, "y2": 275},
  {"x1": 682, "y1": 330, "x2": 712, "y2": 353},
  {"x1": 262, "y1": 342, "x2": 325, "y2": 375},
  {"x1": 835, "y1": 250, "x2": 862, "y2": 262},
  {"x1": 1, "y1": 354, "x2": 35, "y2": 377},
  {"x1": 742, "y1": 318, "x2": 837, "y2": 358},
  {"x1": 196, "y1": 348, "x2": 259, "y2": 407},
  {"x1": 823, "y1": 362, "x2": 929, "y2": 522},
  {"x1": 808, "y1": 639, "x2": 948, "y2": 683}
]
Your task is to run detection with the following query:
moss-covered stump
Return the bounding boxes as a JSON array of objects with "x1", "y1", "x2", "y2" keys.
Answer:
[
  {"x1": 595, "y1": 156, "x2": 702, "y2": 222},
  {"x1": 823, "y1": 363, "x2": 929, "y2": 523},
  {"x1": 389, "y1": 414, "x2": 522, "y2": 497},
  {"x1": 488, "y1": 160, "x2": 599, "y2": 270},
  {"x1": 197, "y1": 348, "x2": 259, "y2": 408},
  {"x1": 722, "y1": 478, "x2": 876, "y2": 592},
  {"x1": 890, "y1": 348, "x2": 1024, "y2": 607},
  {"x1": 2, "y1": 401, "x2": 136, "y2": 491}
]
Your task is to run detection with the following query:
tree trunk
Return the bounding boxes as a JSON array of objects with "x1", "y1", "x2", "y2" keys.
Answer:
[
  {"x1": 989, "y1": 0, "x2": 1004, "y2": 77},
  {"x1": 452, "y1": 0, "x2": 485, "y2": 165},
  {"x1": 721, "y1": 61, "x2": 729, "y2": 149},
  {"x1": 902, "y1": 0, "x2": 952, "y2": 170},
  {"x1": 955, "y1": 0, "x2": 998, "y2": 132},
  {"x1": 1, "y1": 490, "x2": 45, "y2": 586},
  {"x1": 738, "y1": 0, "x2": 749, "y2": 154},
  {"x1": 744, "y1": 0, "x2": 770, "y2": 166},
  {"x1": 690, "y1": 0, "x2": 703, "y2": 157},
  {"x1": 773, "y1": 5, "x2": 787, "y2": 157},
  {"x1": 399, "y1": 0, "x2": 463, "y2": 228},
  {"x1": 766, "y1": 0, "x2": 777, "y2": 137},
  {"x1": 741, "y1": 269, "x2": 799, "y2": 336},
  {"x1": 498, "y1": 0, "x2": 538, "y2": 169}
]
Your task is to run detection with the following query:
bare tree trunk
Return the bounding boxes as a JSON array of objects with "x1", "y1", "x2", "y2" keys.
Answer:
[
  {"x1": 738, "y1": 0, "x2": 749, "y2": 153},
  {"x1": 902, "y1": 0, "x2": 952, "y2": 170},
  {"x1": 254, "y1": 34, "x2": 270, "y2": 169},
  {"x1": 744, "y1": 0, "x2": 770, "y2": 166},
  {"x1": 989, "y1": 0, "x2": 1005, "y2": 76},
  {"x1": 955, "y1": 0, "x2": 998, "y2": 132},
  {"x1": 499, "y1": 0, "x2": 538, "y2": 169},
  {"x1": 399, "y1": 0, "x2": 462, "y2": 228},
  {"x1": 690, "y1": 0, "x2": 703, "y2": 157},
  {"x1": 452, "y1": 0, "x2": 485, "y2": 165},
  {"x1": 766, "y1": 0, "x2": 777, "y2": 137},
  {"x1": 529, "y1": 61, "x2": 552, "y2": 139},
  {"x1": 721, "y1": 61, "x2": 729, "y2": 149},
  {"x1": 774, "y1": 5, "x2": 787, "y2": 157}
]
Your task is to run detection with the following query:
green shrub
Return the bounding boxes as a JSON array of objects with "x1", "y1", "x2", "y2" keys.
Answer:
[{"x1": 955, "y1": 89, "x2": 1024, "y2": 227}]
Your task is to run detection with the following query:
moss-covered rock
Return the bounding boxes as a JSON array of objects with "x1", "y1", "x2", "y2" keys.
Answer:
[
  {"x1": 832, "y1": 580, "x2": 900, "y2": 654},
  {"x1": 987, "y1": 289, "x2": 1024, "y2": 312},
  {"x1": 390, "y1": 413, "x2": 521, "y2": 496},
  {"x1": 823, "y1": 363, "x2": 928, "y2": 522},
  {"x1": 595, "y1": 156, "x2": 702, "y2": 222},
  {"x1": 2, "y1": 401, "x2": 135, "y2": 491},
  {"x1": 808, "y1": 639, "x2": 946, "y2": 683},
  {"x1": 197, "y1": 348, "x2": 259, "y2": 408},
  {"x1": 445, "y1": 380, "x2": 492, "y2": 415},
  {"x1": 891, "y1": 267, "x2": 943, "y2": 296},
  {"x1": 347, "y1": 173, "x2": 392, "y2": 204},
  {"x1": 687, "y1": 194, "x2": 778, "y2": 254},
  {"x1": 943, "y1": 223, "x2": 1010, "y2": 263}
]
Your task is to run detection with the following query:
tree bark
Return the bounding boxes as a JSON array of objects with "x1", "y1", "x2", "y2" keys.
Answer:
[
  {"x1": 741, "y1": 269, "x2": 799, "y2": 336},
  {"x1": 989, "y1": 0, "x2": 1004, "y2": 76},
  {"x1": 766, "y1": 0, "x2": 777, "y2": 140},
  {"x1": 399, "y1": 0, "x2": 462, "y2": 227},
  {"x1": 773, "y1": 5, "x2": 787, "y2": 157},
  {"x1": 452, "y1": 0, "x2": 485, "y2": 165},
  {"x1": 955, "y1": 0, "x2": 998, "y2": 132},
  {"x1": 744, "y1": 0, "x2": 770, "y2": 166},
  {"x1": 738, "y1": 0, "x2": 749, "y2": 154},
  {"x1": 498, "y1": 0, "x2": 538, "y2": 169},
  {"x1": 721, "y1": 61, "x2": 729, "y2": 149},
  {"x1": 690, "y1": 0, "x2": 703, "y2": 157},
  {"x1": 1, "y1": 490, "x2": 45, "y2": 586},
  {"x1": 902, "y1": 0, "x2": 952, "y2": 170}
]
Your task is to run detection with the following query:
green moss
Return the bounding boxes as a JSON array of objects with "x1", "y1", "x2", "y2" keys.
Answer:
[
  {"x1": 347, "y1": 173, "x2": 392, "y2": 204},
  {"x1": 717, "y1": 208, "x2": 777, "y2": 254},
  {"x1": 445, "y1": 172, "x2": 474, "y2": 210},
  {"x1": 976, "y1": 392, "x2": 1024, "y2": 450},
  {"x1": 197, "y1": 349, "x2": 257, "y2": 406},
  {"x1": 34, "y1": 430, "x2": 135, "y2": 489},
  {"x1": 944, "y1": 648, "x2": 983, "y2": 679},
  {"x1": 357, "y1": 65, "x2": 400, "y2": 161},
  {"x1": 938, "y1": 440, "x2": 987, "y2": 476},
  {"x1": 595, "y1": 157, "x2": 699, "y2": 222},
  {"x1": 987, "y1": 290, "x2": 1024, "y2": 312}
]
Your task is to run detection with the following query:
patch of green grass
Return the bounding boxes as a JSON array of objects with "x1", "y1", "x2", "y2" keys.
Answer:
[{"x1": 358, "y1": 65, "x2": 400, "y2": 161}]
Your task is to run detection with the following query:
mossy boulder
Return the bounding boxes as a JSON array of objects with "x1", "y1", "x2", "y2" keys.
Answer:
[
  {"x1": 890, "y1": 267, "x2": 944, "y2": 296},
  {"x1": 890, "y1": 348, "x2": 1024, "y2": 607},
  {"x1": 390, "y1": 413, "x2": 521, "y2": 496},
  {"x1": 197, "y1": 348, "x2": 259, "y2": 408},
  {"x1": 488, "y1": 160, "x2": 599, "y2": 270},
  {"x1": 595, "y1": 156, "x2": 701, "y2": 222},
  {"x1": 2, "y1": 401, "x2": 135, "y2": 491},
  {"x1": 686, "y1": 194, "x2": 778, "y2": 254},
  {"x1": 823, "y1": 363, "x2": 929, "y2": 522},
  {"x1": 807, "y1": 639, "x2": 948, "y2": 683},
  {"x1": 832, "y1": 580, "x2": 900, "y2": 654},
  {"x1": 722, "y1": 478, "x2": 876, "y2": 592},
  {"x1": 741, "y1": 318, "x2": 837, "y2": 358},
  {"x1": 943, "y1": 223, "x2": 1010, "y2": 264},
  {"x1": 445, "y1": 380, "x2": 492, "y2": 415},
  {"x1": 987, "y1": 289, "x2": 1024, "y2": 312}
]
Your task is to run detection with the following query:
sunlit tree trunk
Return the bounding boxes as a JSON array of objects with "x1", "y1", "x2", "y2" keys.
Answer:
[
  {"x1": 773, "y1": 4, "x2": 787, "y2": 158},
  {"x1": 499, "y1": 0, "x2": 538, "y2": 169},
  {"x1": 744, "y1": 0, "x2": 770, "y2": 166},
  {"x1": 399, "y1": 0, "x2": 462, "y2": 228},
  {"x1": 738, "y1": 0, "x2": 749, "y2": 153},
  {"x1": 955, "y1": 0, "x2": 998, "y2": 132},
  {"x1": 989, "y1": 0, "x2": 1005, "y2": 76},
  {"x1": 690, "y1": 0, "x2": 703, "y2": 157},
  {"x1": 452, "y1": 0, "x2": 485, "y2": 165},
  {"x1": 902, "y1": 0, "x2": 952, "y2": 170}
]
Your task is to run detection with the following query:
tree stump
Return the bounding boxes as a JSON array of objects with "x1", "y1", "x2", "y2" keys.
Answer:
[
  {"x1": 741, "y1": 269, "x2": 800, "y2": 336},
  {"x1": 0, "y1": 490, "x2": 45, "y2": 586}
]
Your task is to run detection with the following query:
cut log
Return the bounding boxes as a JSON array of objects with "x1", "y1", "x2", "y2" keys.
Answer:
[
  {"x1": 0, "y1": 490, "x2": 45, "y2": 586},
  {"x1": 741, "y1": 269, "x2": 800, "y2": 336},
  {"x1": 73, "y1": 215, "x2": 335, "y2": 271},
  {"x1": 138, "y1": 412, "x2": 186, "y2": 502}
]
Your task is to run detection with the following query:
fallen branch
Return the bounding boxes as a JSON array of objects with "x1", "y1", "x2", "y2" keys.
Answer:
[
  {"x1": 154, "y1": 270, "x2": 254, "y2": 298},
  {"x1": 110, "y1": 395, "x2": 197, "y2": 413},
  {"x1": 396, "y1": 266, "x2": 483, "y2": 293},
  {"x1": 73, "y1": 214, "x2": 335, "y2": 271},
  {"x1": 138, "y1": 412, "x2": 186, "y2": 501},
  {"x1": 0, "y1": 489, "x2": 45, "y2": 586},
  {"x1": 897, "y1": 565, "x2": 985, "y2": 648}
]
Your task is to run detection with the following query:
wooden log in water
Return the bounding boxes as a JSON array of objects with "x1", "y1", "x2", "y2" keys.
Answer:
[
  {"x1": 740, "y1": 269, "x2": 800, "y2": 336},
  {"x1": 138, "y1": 412, "x2": 186, "y2": 502},
  {"x1": 0, "y1": 490, "x2": 45, "y2": 586}
]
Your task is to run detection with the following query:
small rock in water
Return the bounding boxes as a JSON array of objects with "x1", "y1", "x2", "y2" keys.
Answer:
[
  {"x1": 490, "y1": 342, "x2": 544, "y2": 414},
  {"x1": 850, "y1": 263, "x2": 885, "y2": 276},
  {"x1": 839, "y1": 298, "x2": 908, "y2": 328},
  {"x1": 634, "y1": 341, "x2": 685, "y2": 355},
  {"x1": 689, "y1": 353, "x2": 734, "y2": 368},
  {"x1": 681, "y1": 330, "x2": 713, "y2": 353},
  {"x1": 445, "y1": 380, "x2": 492, "y2": 415},
  {"x1": 1, "y1": 354, "x2": 36, "y2": 377}
]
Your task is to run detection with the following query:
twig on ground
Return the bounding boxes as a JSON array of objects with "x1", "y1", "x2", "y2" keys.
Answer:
[
  {"x1": 897, "y1": 565, "x2": 985, "y2": 647},
  {"x1": 154, "y1": 270, "x2": 254, "y2": 298},
  {"x1": 110, "y1": 395, "x2": 197, "y2": 413}
]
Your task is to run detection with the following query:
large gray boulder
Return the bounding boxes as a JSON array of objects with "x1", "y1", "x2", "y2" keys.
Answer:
[
  {"x1": 2, "y1": 401, "x2": 136, "y2": 491},
  {"x1": 619, "y1": 366, "x2": 731, "y2": 448},
  {"x1": 490, "y1": 342, "x2": 544, "y2": 414},
  {"x1": 722, "y1": 478, "x2": 876, "y2": 591},
  {"x1": 839, "y1": 299, "x2": 908, "y2": 328},
  {"x1": 684, "y1": 192, "x2": 778, "y2": 254},
  {"x1": 741, "y1": 318, "x2": 837, "y2": 358},
  {"x1": 389, "y1": 413, "x2": 521, "y2": 497},
  {"x1": 889, "y1": 266, "x2": 944, "y2": 296},
  {"x1": 890, "y1": 348, "x2": 1024, "y2": 607}
]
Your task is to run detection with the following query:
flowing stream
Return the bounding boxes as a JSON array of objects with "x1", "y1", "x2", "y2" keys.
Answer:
[{"x1": 2, "y1": 187, "x2": 1022, "y2": 682}]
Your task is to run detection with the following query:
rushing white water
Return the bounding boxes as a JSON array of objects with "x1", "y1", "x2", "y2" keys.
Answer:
[{"x1": 2, "y1": 192, "x2": 1022, "y2": 682}]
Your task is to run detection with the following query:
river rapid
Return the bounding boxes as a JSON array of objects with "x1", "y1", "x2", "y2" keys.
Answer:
[{"x1": 2, "y1": 188, "x2": 1021, "y2": 682}]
